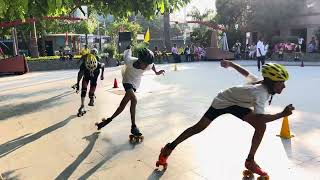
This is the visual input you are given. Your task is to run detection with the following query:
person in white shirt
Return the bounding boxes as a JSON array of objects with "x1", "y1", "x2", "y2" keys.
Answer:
[
  {"x1": 256, "y1": 37, "x2": 266, "y2": 71},
  {"x1": 96, "y1": 47, "x2": 165, "y2": 136},
  {"x1": 157, "y1": 60, "x2": 294, "y2": 178}
]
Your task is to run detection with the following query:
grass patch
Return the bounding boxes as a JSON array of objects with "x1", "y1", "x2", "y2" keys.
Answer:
[{"x1": 26, "y1": 55, "x2": 82, "y2": 61}]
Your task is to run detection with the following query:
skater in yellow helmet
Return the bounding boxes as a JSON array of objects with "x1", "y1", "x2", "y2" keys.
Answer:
[
  {"x1": 75, "y1": 50, "x2": 105, "y2": 116},
  {"x1": 157, "y1": 60, "x2": 294, "y2": 178}
]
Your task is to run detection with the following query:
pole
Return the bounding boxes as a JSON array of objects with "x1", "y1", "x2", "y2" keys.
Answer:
[{"x1": 12, "y1": 27, "x2": 18, "y2": 56}]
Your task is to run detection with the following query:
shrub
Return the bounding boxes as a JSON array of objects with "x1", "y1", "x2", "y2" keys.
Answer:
[{"x1": 103, "y1": 44, "x2": 116, "y2": 58}]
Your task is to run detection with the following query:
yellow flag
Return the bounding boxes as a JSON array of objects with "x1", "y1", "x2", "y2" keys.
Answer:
[
  {"x1": 160, "y1": 1, "x2": 165, "y2": 14},
  {"x1": 144, "y1": 27, "x2": 150, "y2": 43}
]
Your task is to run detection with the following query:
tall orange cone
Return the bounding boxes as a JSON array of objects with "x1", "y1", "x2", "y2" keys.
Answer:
[
  {"x1": 300, "y1": 60, "x2": 304, "y2": 67},
  {"x1": 113, "y1": 78, "x2": 119, "y2": 88},
  {"x1": 277, "y1": 116, "x2": 294, "y2": 139}
]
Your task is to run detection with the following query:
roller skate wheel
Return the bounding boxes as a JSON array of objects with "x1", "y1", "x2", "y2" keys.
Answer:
[
  {"x1": 242, "y1": 170, "x2": 253, "y2": 178},
  {"x1": 257, "y1": 175, "x2": 269, "y2": 180}
]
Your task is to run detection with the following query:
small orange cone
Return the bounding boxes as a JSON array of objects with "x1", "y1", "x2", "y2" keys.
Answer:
[
  {"x1": 301, "y1": 60, "x2": 304, "y2": 67},
  {"x1": 277, "y1": 116, "x2": 294, "y2": 139},
  {"x1": 113, "y1": 78, "x2": 119, "y2": 88}
]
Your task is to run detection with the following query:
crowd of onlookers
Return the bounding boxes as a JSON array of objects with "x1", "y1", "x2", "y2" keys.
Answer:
[
  {"x1": 232, "y1": 36, "x2": 319, "y2": 61},
  {"x1": 153, "y1": 43, "x2": 207, "y2": 63}
]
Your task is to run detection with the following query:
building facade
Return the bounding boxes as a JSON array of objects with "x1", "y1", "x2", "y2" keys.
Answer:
[{"x1": 281, "y1": 0, "x2": 320, "y2": 50}]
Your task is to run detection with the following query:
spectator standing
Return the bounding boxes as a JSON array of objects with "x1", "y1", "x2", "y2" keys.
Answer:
[
  {"x1": 184, "y1": 45, "x2": 191, "y2": 62},
  {"x1": 171, "y1": 43, "x2": 179, "y2": 63},
  {"x1": 256, "y1": 37, "x2": 266, "y2": 71},
  {"x1": 249, "y1": 43, "x2": 256, "y2": 59}
]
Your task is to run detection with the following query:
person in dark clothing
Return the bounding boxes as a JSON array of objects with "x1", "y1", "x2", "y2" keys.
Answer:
[{"x1": 75, "y1": 53, "x2": 105, "y2": 115}]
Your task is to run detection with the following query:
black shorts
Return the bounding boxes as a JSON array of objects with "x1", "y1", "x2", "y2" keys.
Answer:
[
  {"x1": 204, "y1": 106, "x2": 252, "y2": 121},
  {"x1": 123, "y1": 83, "x2": 136, "y2": 92}
]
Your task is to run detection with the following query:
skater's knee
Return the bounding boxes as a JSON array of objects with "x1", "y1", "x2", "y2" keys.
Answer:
[
  {"x1": 130, "y1": 96, "x2": 137, "y2": 105},
  {"x1": 254, "y1": 122, "x2": 266, "y2": 131},
  {"x1": 190, "y1": 121, "x2": 210, "y2": 134}
]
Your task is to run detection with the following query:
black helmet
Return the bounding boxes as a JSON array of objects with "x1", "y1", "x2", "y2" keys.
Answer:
[{"x1": 138, "y1": 48, "x2": 154, "y2": 64}]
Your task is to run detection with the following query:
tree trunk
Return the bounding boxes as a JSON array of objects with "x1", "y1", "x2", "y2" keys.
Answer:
[
  {"x1": 40, "y1": 30, "x2": 46, "y2": 56},
  {"x1": 12, "y1": 27, "x2": 18, "y2": 56},
  {"x1": 85, "y1": 33, "x2": 88, "y2": 45},
  {"x1": 30, "y1": 20, "x2": 39, "y2": 58},
  {"x1": 163, "y1": 11, "x2": 171, "y2": 51}
]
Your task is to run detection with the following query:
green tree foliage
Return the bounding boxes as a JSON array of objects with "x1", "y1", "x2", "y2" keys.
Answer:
[
  {"x1": 248, "y1": 0, "x2": 305, "y2": 38},
  {"x1": 0, "y1": 0, "x2": 190, "y2": 21},
  {"x1": 215, "y1": 0, "x2": 305, "y2": 41},
  {"x1": 188, "y1": 8, "x2": 215, "y2": 47}
]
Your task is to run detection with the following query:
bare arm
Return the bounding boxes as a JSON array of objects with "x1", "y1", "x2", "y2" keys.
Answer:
[
  {"x1": 151, "y1": 64, "x2": 165, "y2": 75},
  {"x1": 77, "y1": 69, "x2": 84, "y2": 85},
  {"x1": 100, "y1": 63, "x2": 105, "y2": 80},
  {"x1": 243, "y1": 104, "x2": 295, "y2": 123},
  {"x1": 221, "y1": 59, "x2": 249, "y2": 77}
]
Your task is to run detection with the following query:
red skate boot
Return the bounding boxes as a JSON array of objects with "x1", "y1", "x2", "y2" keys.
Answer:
[
  {"x1": 243, "y1": 160, "x2": 269, "y2": 180},
  {"x1": 156, "y1": 143, "x2": 173, "y2": 170}
]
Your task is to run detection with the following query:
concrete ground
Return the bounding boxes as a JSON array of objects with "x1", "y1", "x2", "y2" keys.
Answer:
[{"x1": 0, "y1": 61, "x2": 319, "y2": 180}]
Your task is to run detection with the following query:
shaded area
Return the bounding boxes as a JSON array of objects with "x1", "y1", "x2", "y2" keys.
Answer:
[
  {"x1": 0, "y1": 91, "x2": 74, "y2": 120},
  {"x1": 78, "y1": 140, "x2": 138, "y2": 180},
  {"x1": 0, "y1": 115, "x2": 77, "y2": 158},
  {"x1": 281, "y1": 138, "x2": 293, "y2": 159},
  {"x1": 1, "y1": 168, "x2": 25, "y2": 180},
  {"x1": 55, "y1": 132, "x2": 100, "y2": 180},
  {"x1": 147, "y1": 169, "x2": 165, "y2": 180},
  {"x1": 0, "y1": 88, "x2": 69, "y2": 103}
]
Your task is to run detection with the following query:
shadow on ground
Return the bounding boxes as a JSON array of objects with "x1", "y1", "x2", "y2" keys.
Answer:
[
  {"x1": 0, "y1": 91, "x2": 74, "y2": 120},
  {"x1": 77, "y1": 139, "x2": 139, "y2": 180},
  {"x1": 147, "y1": 169, "x2": 165, "y2": 180},
  {"x1": 0, "y1": 115, "x2": 77, "y2": 158},
  {"x1": 55, "y1": 132, "x2": 100, "y2": 180}
]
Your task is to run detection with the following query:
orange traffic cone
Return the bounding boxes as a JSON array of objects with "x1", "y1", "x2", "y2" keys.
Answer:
[
  {"x1": 277, "y1": 116, "x2": 294, "y2": 139},
  {"x1": 301, "y1": 60, "x2": 304, "y2": 67},
  {"x1": 113, "y1": 78, "x2": 119, "y2": 88}
]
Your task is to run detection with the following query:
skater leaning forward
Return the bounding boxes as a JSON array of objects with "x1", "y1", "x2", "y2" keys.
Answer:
[
  {"x1": 76, "y1": 50, "x2": 105, "y2": 115},
  {"x1": 95, "y1": 46, "x2": 165, "y2": 136},
  {"x1": 157, "y1": 60, "x2": 294, "y2": 177}
]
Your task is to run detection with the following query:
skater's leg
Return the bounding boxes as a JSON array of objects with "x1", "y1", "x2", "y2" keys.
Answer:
[
  {"x1": 129, "y1": 91, "x2": 137, "y2": 127},
  {"x1": 109, "y1": 90, "x2": 133, "y2": 119},
  {"x1": 88, "y1": 78, "x2": 97, "y2": 106},
  {"x1": 243, "y1": 116, "x2": 266, "y2": 161},
  {"x1": 170, "y1": 115, "x2": 212, "y2": 149},
  {"x1": 81, "y1": 79, "x2": 89, "y2": 106}
]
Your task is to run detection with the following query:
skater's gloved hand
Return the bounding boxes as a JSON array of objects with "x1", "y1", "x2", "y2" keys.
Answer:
[
  {"x1": 220, "y1": 59, "x2": 232, "y2": 68},
  {"x1": 156, "y1": 70, "x2": 165, "y2": 75},
  {"x1": 281, "y1": 104, "x2": 295, "y2": 117},
  {"x1": 76, "y1": 83, "x2": 80, "y2": 93},
  {"x1": 100, "y1": 76, "x2": 104, "y2": 80}
]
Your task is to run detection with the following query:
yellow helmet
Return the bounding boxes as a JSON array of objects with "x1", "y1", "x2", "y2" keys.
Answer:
[
  {"x1": 262, "y1": 63, "x2": 289, "y2": 81},
  {"x1": 85, "y1": 54, "x2": 98, "y2": 72}
]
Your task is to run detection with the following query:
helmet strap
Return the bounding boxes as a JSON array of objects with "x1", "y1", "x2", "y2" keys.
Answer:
[{"x1": 268, "y1": 95, "x2": 274, "y2": 105}]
